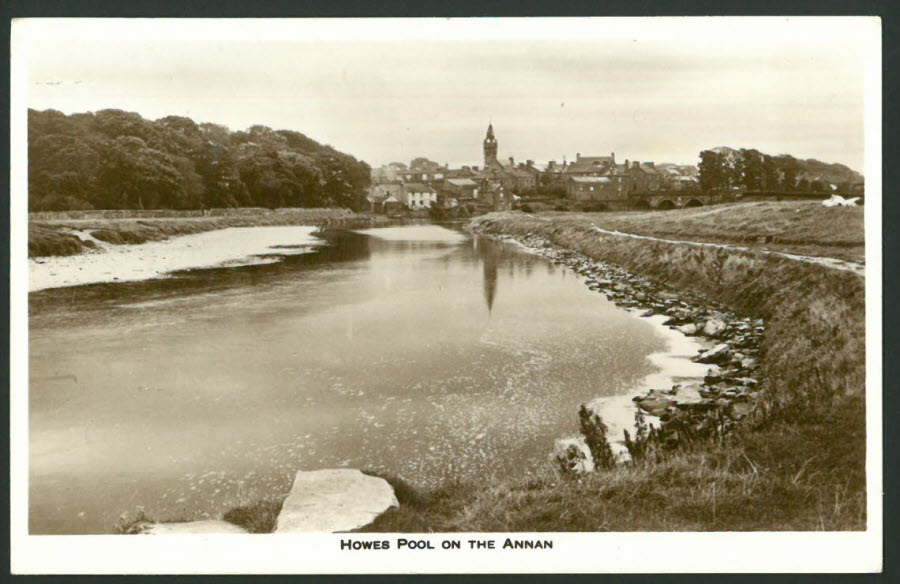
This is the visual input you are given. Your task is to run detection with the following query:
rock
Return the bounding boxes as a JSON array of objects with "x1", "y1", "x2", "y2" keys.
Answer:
[
  {"x1": 634, "y1": 392, "x2": 675, "y2": 416},
  {"x1": 663, "y1": 309, "x2": 692, "y2": 325},
  {"x1": 693, "y1": 344, "x2": 732, "y2": 365},
  {"x1": 676, "y1": 323, "x2": 698, "y2": 335},
  {"x1": 550, "y1": 438, "x2": 595, "y2": 474},
  {"x1": 136, "y1": 520, "x2": 248, "y2": 535},
  {"x1": 702, "y1": 317, "x2": 727, "y2": 337},
  {"x1": 669, "y1": 383, "x2": 705, "y2": 405},
  {"x1": 274, "y1": 469, "x2": 398, "y2": 533}
]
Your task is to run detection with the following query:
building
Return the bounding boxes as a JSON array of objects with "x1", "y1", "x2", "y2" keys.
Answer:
[
  {"x1": 481, "y1": 181, "x2": 512, "y2": 211},
  {"x1": 366, "y1": 182, "x2": 403, "y2": 213},
  {"x1": 398, "y1": 182, "x2": 437, "y2": 209},
  {"x1": 566, "y1": 176, "x2": 616, "y2": 201},
  {"x1": 382, "y1": 195, "x2": 403, "y2": 214},
  {"x1": 371, "y1": 163, "x2": 408, "y2": 184},
  {"x1": 440, "y1": 178, "x2": 480, "y2": 208},
  {"x1": 476, "y1": 124, "x2": 538, "y2": 193},
  {"x1": 563, "y1": 153, "x2": 616, "y2": 178},
  {"x1": 670, "y1": 175, "x2": 700, "y2": 191},
  {"x1": 399, "y1": 168, "x2": 446, "y2": 184}
]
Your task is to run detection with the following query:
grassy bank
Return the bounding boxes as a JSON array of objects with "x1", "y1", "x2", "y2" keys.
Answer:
[
  {"x1": 28, "y1": 207, "x2": 389, "y2": 258},
  {"x1": 544, "y1": 200, "x2": 865, "y2": 263},
  {"x1": 358, "y1": 206, "x2": 866, "y2": 532}
]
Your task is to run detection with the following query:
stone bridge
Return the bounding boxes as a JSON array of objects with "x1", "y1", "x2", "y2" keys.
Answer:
[{"x1": 628, "y1": 191, "x2": 723, "y2": 210}]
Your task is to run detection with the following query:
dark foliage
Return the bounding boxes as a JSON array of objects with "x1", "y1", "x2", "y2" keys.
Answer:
[
  {"x1": 698, "y1": 146, "x2": 863, "y2": 194},
  {"x1": 578, "y1": 405, "x2": 616, "y2": 470},
  {"x1": 28, "y1": 108, "x2": 371, "y2": 212},
  {"x1": 222, "y1": 499, "x2": 285, "y2": 533}
]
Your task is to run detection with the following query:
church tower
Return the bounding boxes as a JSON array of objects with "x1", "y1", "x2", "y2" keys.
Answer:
[{"x1": 483, "y1": 123, "x2": 498, "y2": 167}]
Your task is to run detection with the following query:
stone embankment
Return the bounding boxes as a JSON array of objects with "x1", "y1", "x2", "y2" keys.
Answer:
[{"x1": 479, "y1": 230, "x2": 764, "y2": 466}]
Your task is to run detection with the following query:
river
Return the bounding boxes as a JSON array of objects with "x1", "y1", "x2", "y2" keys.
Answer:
[{"x1": 29, "y1": 223, "x2": 677, "y2": 534}]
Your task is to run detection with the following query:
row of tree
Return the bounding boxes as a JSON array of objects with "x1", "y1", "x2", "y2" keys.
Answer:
[
  {"x1": 28, "y1": 108, "x2": 372, "y2": 211},
  {"x1": 697, "y1": 147, "x2": 862, "y2": 194}
]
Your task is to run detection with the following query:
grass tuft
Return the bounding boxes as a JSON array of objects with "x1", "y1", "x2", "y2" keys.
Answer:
[{"x1": 222, "y1": 499, "x2": 286, "y2": 534}]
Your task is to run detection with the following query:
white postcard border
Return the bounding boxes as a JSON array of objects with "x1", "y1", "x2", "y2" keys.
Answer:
[{"x1": 10, "y1": 16, "x2": 883, "y2": 574}]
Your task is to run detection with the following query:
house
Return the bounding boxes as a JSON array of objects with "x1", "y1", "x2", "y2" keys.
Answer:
[
  {"x1": 366, "y1": 183, "x2": 403, "y2": 213},
  {"x1": 562, "y1": 153, "x2": 616, "y2": 177},
  {"x1": 566, "y1": 176, "x2": 617, "y2": 201},
  {"x1": 399, "y1": 182, "x2": 438, "y2": 209},
  {"x1": 601, "y1": 163, "x2": 634, "y2": 197},
  {"x1": 440, "y1": 178, "x2": 479, "y2": 208},
  {"x1": 382, "y1": 195, "x2": 403, "y2": 214},
  {"x1": 481, "y1": 181, "x2": 512, "y2": 211},
  {"x1": 446, "y1": 166, "x2": 479, "y2": 179},
  {"x1": 639, "y1": 162, "x2": 663, "y2": 191},
  {"x1": 371, "y1": 163, "x2": 407, "y2": 184},
  {"x1": 400, "y1": 169, "x2": 446, "y2": 184},
  {"x1": 670, "y1": 175, "x2": 700, "y2": 192}
]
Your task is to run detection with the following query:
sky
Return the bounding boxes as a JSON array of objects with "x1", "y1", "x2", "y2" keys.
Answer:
[{"x1": 25, "y1": 33, "x2": 867, "y2": 171}]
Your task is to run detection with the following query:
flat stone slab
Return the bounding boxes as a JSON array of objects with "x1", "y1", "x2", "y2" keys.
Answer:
[
  {"x1": 137, "y1": 520, "x2": 248, "y2": 535},
  {"x1": 274, "y1": 469, "x2": 399, "y2": 533}
]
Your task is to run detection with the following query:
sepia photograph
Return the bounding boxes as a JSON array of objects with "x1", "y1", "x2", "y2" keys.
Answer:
[{"x1": 10, "y1": 16, "x2": 882, "y2": 574}]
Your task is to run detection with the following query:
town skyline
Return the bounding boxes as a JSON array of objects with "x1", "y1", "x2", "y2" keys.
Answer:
[{"x1": 27, "y1": 35, "x2": 865, "y2": 173}]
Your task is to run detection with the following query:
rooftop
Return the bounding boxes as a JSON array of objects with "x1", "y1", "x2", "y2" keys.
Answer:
[
  {"x1": 403, "y1": 182, "x2": 436, "y2": 192},
  {"x1": 570, "y1": 176, "x2": 611, "y2": 183}
]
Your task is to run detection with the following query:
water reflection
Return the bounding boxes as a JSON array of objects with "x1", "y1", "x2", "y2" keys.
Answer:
[{"x1": 477, "y1": 238, "x2": 499, "y2": 313}]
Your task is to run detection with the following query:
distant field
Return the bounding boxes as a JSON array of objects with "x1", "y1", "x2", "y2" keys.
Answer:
[{"x1": 544, "y1": 201, "x2": 865, "y2": 263}]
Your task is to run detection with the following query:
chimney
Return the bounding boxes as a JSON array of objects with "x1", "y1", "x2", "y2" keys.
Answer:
[
  {"x1": 576, "y1": 153, "x2": 581, "y2": 161},
  {"x1": 647, "y1": 161, "x2": 655, "y2": 168},
  {"x1": 473, "y1": 165, "x2": 479, "y2": 171},
  {"x1": 632, "y1": 161, "x2": 639, "y2": 169},
  {"x1": 526, "y1": 159, "x2": 534, "y2": 166},
  {"x1": 611, "y1": 152, "x2": 616, "y2": 164},
  {"x1": 625, "y1": 159, "x2": 629, "y2": 169},
  {"x1": 509, "y1": 156, "x2": 515, "y2": 166},
  {"x1": 548, "y1": 161, "x2": 556, "y2": 171}
]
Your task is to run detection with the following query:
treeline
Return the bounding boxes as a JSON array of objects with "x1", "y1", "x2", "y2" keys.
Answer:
[
  {"x1": 697, "y1": 147, "x2": 863, "y2": 194},
  {"x1": 28, "y1": 108, "x2": 372, "y2": 212}
]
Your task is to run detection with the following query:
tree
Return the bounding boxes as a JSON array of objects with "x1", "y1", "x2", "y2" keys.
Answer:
[
  {"x1": 762, "y1": 155, "x2": 779, "y2": 191},
  {"x1": 782, "y1": 165, "x2": 798, "y2": 191},
  {"x1": 28, "y1": 108, "x2": 372, "y2": 211},
  {"x1": 97, "y1": 136, "x2": 184, "y2": 209},
  {"x1": 409, "y1": 157, "x2": 442, "y2": 172},
  {"x1": 698, "y1": 150, "x2": 722, "y2": 193},
  {"x1": 740, "y1": 149, "x2": 762, "y2": 191}
]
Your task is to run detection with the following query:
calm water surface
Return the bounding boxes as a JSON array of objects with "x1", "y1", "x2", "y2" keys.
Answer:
[{"x1": 29, "y1": 224, "x2": 665, "y2": 534}]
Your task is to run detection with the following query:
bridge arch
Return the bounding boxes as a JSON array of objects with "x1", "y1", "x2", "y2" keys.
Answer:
[
  {"x1": 656, "y1": 199, "x2": 677, "y2": 210},
  {"x1": 684, "y1": 198, "x2": 704, "y2": 208}
]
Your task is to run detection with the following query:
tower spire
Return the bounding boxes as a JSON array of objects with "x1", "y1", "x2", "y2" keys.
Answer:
[{"x1": 483, "y1": 122, "x2": 498, "y2": 166}]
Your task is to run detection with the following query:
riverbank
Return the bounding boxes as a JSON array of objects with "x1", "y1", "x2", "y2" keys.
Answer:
[
  {"x1": 541, "y1": 200, "x2": 865, "y2": 264},
  {"x1": 28, "y1": 207, "x2": 390, "y2": 258},
  {"x1": 356, "y1": 209, "x2": 865, "y2": 531}
]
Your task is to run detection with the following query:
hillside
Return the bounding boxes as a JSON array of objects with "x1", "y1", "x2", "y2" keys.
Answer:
[{"x1": 27, "y1": 108, "x2": 372, "y2": 212}]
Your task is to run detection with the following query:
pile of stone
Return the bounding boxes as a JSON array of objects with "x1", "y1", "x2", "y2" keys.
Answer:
[{"x1": 493, "y1": 231, "x2": 764, "y2": 453}]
